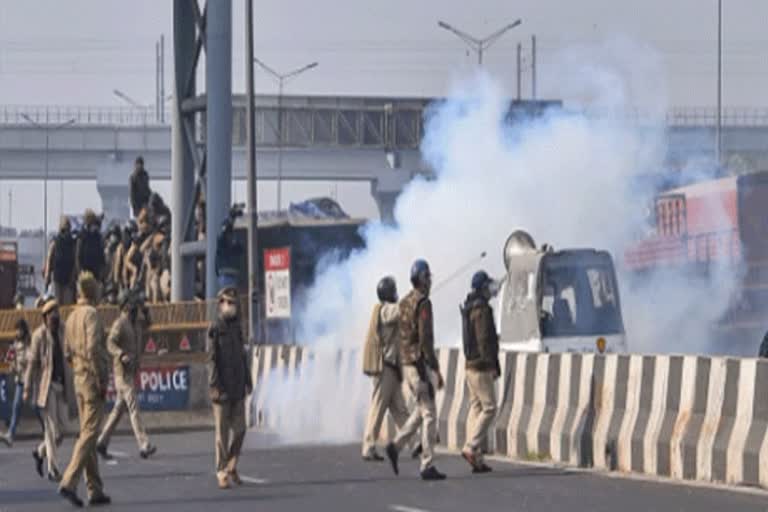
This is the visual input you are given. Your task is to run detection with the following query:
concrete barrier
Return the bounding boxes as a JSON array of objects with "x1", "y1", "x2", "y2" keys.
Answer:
[{"x1": 251, "y1": 344, "x2": 768, "y2": 490}]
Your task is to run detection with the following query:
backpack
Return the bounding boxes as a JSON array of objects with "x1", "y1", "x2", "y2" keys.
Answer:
[
  {"x1": 79, "y1": 230, "x2": 104, "y2": 274},
  {"x1": 53, "y1": 233, "x2": 76, "y2": 284}
]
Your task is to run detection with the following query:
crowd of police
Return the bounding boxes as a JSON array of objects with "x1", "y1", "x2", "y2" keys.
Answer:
[
  {"x1": 361, "y1": 260, "x2": 500, "y2": 480},
  {"x1": 2, "y1": 273, "x2": 251, "y2": 506},
  {"x1": 39, "y1": 157, "x2": 173, "y2": 310}
]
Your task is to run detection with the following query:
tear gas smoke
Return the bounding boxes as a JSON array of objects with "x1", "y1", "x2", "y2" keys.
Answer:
[{"x1": 259, "y1": 43, "x2": 743, "y2": 444}]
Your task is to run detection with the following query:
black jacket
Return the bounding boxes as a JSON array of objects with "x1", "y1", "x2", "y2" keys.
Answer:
[{"x1": 206, "y1": 316, "x2": 252, "y2": 402}]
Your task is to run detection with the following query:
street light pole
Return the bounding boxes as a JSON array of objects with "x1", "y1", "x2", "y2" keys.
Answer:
[
  {"x1": 437, "y1": 19, "x2": 522, "y2": 67},
  {"x1": 21, "y1": 114, "x2": 75, "y2": 255},
  {"x1": 245, "y1": 0, "x2": 260, "y2": 351},
  {"x1": 253, "y1": 58, "x2": 318, "y2": 212},
  {"x1": 716, "y1": 0, "x2": 723, "y2": 168}
]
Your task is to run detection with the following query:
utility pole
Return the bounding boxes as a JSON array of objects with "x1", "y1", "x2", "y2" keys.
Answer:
[
  {"x1": 155, "y1": 40, "x2": 160, "y2": 122},
  {"x1": 7, "y1": 189, "x2": 11, "y2": 228},
  {"x1": 160, "y1": 34, "x2": 166, "y2": 124},
  {"x1": 516, "y1": 43, "x2": 522, "y2": 101},
  {"x1": 437, "y1": 19, "x2": 522, "y2": 67},
  {"x1": 254, "y1": 58, "x2": 318, "y2": 212},
  {"x1": 245, "y1": 0, "x2": 260, "y2": 350},
  {"x1": 531, "y1": 35, "x2": 537, "y2": 100},
  {"x1": 716, "y1": 0, "x2": 723, "y2": 167}
]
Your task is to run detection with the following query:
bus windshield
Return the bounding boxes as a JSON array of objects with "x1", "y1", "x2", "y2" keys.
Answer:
[{"x1": 539, "y1": 252, "x2": 624, "y2": 337}]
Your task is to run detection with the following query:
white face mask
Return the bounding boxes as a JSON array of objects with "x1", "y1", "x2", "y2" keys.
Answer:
[{"x1": 219, "y1": 302, "x2": 237, "y2": 320}]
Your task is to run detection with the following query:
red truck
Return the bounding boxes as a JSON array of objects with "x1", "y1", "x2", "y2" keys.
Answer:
[{"x1": 625, "y1": 172, "x2": 768, "y2": 352}]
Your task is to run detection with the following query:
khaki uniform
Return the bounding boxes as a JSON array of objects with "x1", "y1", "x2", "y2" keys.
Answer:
[
  {"x1": 362, "y1": 303, "x2": 410, "y2": 457},
  {"x1": 392, "y1": 289, "x2": 439, "y2": 471},
  {"x1": 60, "y1": 299, "x2": 110, "y2": 500},
  {"x1": 207, "y1": 317, "x2": 252, "y2": 480},
  {"x1": 97, "y1": 314, "x2": 150, "y2": 451},
  {"x1": 24, "y1": 324, "x2": 68, "y2": 475},
  {"x1": 463, "y1": 293, "x2": 500, "y2": 463}
]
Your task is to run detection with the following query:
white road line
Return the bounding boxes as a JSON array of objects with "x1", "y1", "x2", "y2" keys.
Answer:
[
  {"x1": 389, "y1": 505, "x2": 433, "y2": 512},
  {"x1": 110, "y1": 450, "x2": 130, "y2": 458},
  {"x1": 238, "y1": 475, "x2": 269, "y2": 484}
]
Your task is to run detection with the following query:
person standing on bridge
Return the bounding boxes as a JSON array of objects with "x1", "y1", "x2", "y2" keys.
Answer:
[
  {"x1": 59, "y1": 272, "x2": 111, "y2": 507},
  {"x1": 45, "y1": 216, "x2": 77, "y2": 306},
  {"x1": 460, "y1": 271, "x2": 500, "y2": 474},
  {"x1": 129, "y1": 156, "x2": 151, "y2": 219},
  {"x1": 96, "y1": 291, "x2": 157, "y2": 460},
  {"x1": 385, "y1": 259, "x2": 447, "y2": 481},
  {"x1": 361, "y1": 276, "x2": 411, "y2": 462},
  {"x1": 24, "y1": 299, "x2": 68, "y2": 482},
  {"x1": 207, "y1": 287, "x2": 252, "y2": 490}
]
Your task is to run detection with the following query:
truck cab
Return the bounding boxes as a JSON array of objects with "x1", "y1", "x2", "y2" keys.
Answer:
[{"x1": 497, "y1": 231, "x2": 627, "y2": 353}]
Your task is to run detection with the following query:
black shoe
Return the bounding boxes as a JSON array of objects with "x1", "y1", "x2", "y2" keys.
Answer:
[
  {"x1": 420, "y1": 466, "x2": 447, "y2": 481},
  {"x1": 385, "y1": 442, "x2": 399, "y2": 476},
  {"x1": 461, "y1": 450, "x2": 479, "y2": 470},
  {"x1": 362, "y1": 452, "x2": 385, "y2": 462},
  {"x1": 88, "y1": 494, "x2": 112, "y2": 506},
  {"x1": 48, "y1": 469, "x2": 62, "y2": 483},
  {"x1": 411, "y1": 443, "x2": 423, "y2": 459},
  {"x1": 140, "y1": 444, "x2": 157, "y2": 459},
  {"x1": 32, "y1": 450, "x2": 44, "y2": 478},
  {"x1": 96, "y1": 444, "x2": 113, "y2": 460},
  {"x1": 472, "y1": 463, "x2": 493, "y2": 474},
  {"x1": 59, "y1": 488, "x2": 84, "y2": 508}
]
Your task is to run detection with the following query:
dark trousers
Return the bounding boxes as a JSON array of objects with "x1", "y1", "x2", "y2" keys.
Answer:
[{"x1": 7, "y1": 383, "x2": 45, "y2": 439}]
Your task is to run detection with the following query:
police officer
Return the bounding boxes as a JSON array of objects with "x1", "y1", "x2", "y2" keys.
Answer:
[
  {"x1": 96, "y1": 291, "x2": 156, "y2": 460},
  {"x1": 76, "y1": 209, "x2": 106, "y2": 282},
  {"x1": 130, "y1": 156, "x2": 151, "y2": 218},
  {"x1": 460, "y1": 271, "x2": 500, "y2": 473},
  {"x1": 59, "y1": 272, "x2": 111, "y2": 507},
  {"x1": 385, "y1": 259, "x2": 446, "y2": 481},
  {"x1": 45, "y1": 216, "x2": 77, "y2": 305},
  {"x1": 23, "y1": 300, "x2": 68, "y2": 481},
  {"x1": 361, "y1": 277, "x2": 411, "y2": 461},
  {"x1": 207, "y1": 287, "x2": 252, "y2": 489}
]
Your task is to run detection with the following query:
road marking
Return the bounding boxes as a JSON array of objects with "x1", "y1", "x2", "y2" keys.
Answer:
[
  {"x1": 238, "y1": 474, "x2": 269, "y2": 484},
  {"x1": 106, "y1": 460, "x2": 119, "y2": 466},
  {"x1": 110, "y1": 450, "x2": 130, "y2": 458},
  {"x1": 389, "y1": 505, "x2": 433, "y2": 512}
]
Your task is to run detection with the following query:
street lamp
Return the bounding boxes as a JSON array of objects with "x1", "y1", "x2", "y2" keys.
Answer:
[
  {"x1": 113, "y1": 89, "x2": 152, "y2": 123},
  {"x1": 254, "y1": 58, "x2": 319, "y2": 212},
  {"x1": 437, "y1": 19, "x2": 522, "y2": 65},
  {"x1": 20, "y1": 114, "x2": 76, "y2": 254}
]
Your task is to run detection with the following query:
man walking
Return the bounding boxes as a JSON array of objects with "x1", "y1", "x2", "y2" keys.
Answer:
[
  {"x1": 24, "y1": 300, "x2": 68, "y2": 481},
  {"x1": 2, "y1": 319, "x2": 44, "y2": 446},
  {"x1": 96, "y1": 291, "x2": 156, "y2": 460},
  {"x1": 207, "y1": 287, "x2": 252, "y2": 489},
  {"x1": 460, "y1": 271, "x2": 500, "y2": 474},
  {"x1": 59, "y1": 272, "x2": 111, "y2": 507},
  {"x1": 361, "y1": 276, "x2": 411, "y2": 461},
  {"x1": 385, "y1": 259, "x2": 446, "y2": 481}
]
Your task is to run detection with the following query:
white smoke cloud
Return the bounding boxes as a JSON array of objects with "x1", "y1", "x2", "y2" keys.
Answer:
[{"x1": 259, "y1": 40, "x2": 744, "y2": 444}]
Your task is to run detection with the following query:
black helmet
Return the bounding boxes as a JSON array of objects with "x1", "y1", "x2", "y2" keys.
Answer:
[
  {"x1": 376, "y1": 276, "x2": 398, "y2": 303},
  {"x1": 471, "y1": 270, "x2": 492, "y2": 292},
  {"x1": 410, "y1": 259, "x2": 431, "y2": 288}
]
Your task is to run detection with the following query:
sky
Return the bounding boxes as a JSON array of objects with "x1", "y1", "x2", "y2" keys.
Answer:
[{"x1": 1, "y1": 0, "x2": 767, "y2": 229}]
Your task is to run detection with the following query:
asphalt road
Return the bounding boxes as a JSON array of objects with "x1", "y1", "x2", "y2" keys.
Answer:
[{"x1": 1, "y1": 430, "x2": 767, "y2": 511}]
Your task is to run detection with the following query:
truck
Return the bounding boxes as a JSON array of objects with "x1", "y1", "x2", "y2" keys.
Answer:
[
  {"x1": 0, "y1": 242, "x2": 18, "y2": 309},
  {"x1": 624, "y1": 171, "x2": 768, "y2": 354},
  {"x1": 498, "y1": 230, "x2": 628, "y2": 353}
]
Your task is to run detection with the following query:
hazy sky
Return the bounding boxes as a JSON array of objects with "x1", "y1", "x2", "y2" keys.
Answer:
[{"x1": 1, "y1": 0, "x2": 767, "y2": 229}]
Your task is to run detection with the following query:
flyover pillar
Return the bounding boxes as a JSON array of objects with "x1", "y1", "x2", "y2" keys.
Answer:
[
  {"x1": 370, "y1": 171, "x2": 411, "y2": 225},
  {"x1": 96, "y1": 158, "x2": 130, "y2": 225}
]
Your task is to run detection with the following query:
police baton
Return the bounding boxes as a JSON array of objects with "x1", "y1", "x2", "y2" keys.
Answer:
[{"x1": 431, "y1": 251, "x2": 487, "y2": 294}]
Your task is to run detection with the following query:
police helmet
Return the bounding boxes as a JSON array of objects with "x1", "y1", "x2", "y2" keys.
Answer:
[
  {"x1": 376, "y1": 276, "x2": 397, "y2": 303},
  {"x1": 471, "y1": 270, "x2": 492, "y2": 292},
  {"x1": 410, "y1": 259, "x2": 431, "y2": 288}
]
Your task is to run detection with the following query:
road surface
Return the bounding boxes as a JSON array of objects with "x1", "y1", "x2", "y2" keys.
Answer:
[{"x1": 1, "y1": 431, "x2": 766, "y2": 511}]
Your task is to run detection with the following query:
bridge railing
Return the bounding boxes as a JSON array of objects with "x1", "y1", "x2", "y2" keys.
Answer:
[{"x1": 0, "y1": 105, "x2": 169, "y2": 127}]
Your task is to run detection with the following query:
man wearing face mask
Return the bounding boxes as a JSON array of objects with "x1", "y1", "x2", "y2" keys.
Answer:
[
  {"x1": 76, "y1": 209, "x2": 106, "y2": 283},
  {"x1": 207, "y1": 287, "x2": 252, "y2": 490},
  {"x1": 385, "y1": 259, "x2": 446, "y2": 481},
  {"x1": 96, "y1": 291, "x2": 156, "y2": 460},
  {"x1": 460, "y1": 271, "x2": 501, "y2": 474},
  {"x1": 24, "y1": 299, "x2": 68, "y2": 482}
]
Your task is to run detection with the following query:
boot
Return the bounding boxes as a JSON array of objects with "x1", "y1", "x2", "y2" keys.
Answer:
[
  {"x1": 385, "y1": 442, "x2": 399, "y2": 476},
  {"x1": 420, "y1": 466, "x2": 447, "y2": 481}
]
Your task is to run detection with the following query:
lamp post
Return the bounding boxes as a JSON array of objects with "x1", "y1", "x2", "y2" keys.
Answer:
[
  {"x1": 253, "y1": 58, "x2": 318, "y2": 212},
  {"x1": 437, "y1": 19, "x2": 522, "y2": 66},
  {"x1": 20, "y1": 113, "x2": 75, "y2": 255}
]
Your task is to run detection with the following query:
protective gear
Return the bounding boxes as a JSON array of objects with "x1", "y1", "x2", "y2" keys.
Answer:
[
  {"x1": 410, "y1": 259, "x2": 431, "y2": 288},
  {"x1": 461, "y1": 291, "x2": 500, "y2": 373},
  {"x1": 376, "y1": 276, "x2": 398, "y2": 303},
  {"x1": 471, "y1": 271, "x2": 491, "y2": 292},
  {"x1": 78, "y1": 226, "x2": 105, "y2": 278},
  {"x1": 52, "y1": 231, "x2": 76, "y2": 285},
  {"x1": 219, "y1": 302, "x2": 237, "y2": 321}
]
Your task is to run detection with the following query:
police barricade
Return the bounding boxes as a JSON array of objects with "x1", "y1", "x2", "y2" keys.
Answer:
[{"x1": 251, "y1": 345, "x2": 768, "y2": 491}]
